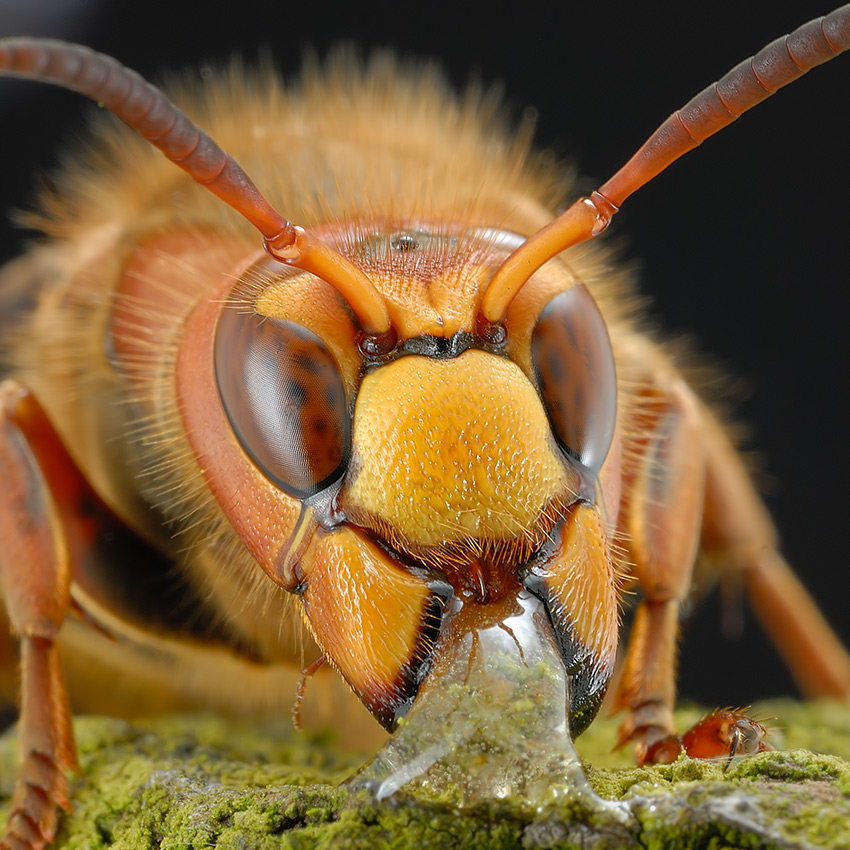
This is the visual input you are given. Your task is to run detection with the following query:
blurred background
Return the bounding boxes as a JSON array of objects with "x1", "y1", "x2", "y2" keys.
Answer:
[{"x1": 0, "y1": 0, "x2": 847, "y2": 711}]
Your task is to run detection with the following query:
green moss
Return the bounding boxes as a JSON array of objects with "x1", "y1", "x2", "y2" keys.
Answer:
[{"x1": 2, "y1": 702, "x2": 849, "y2": 849}]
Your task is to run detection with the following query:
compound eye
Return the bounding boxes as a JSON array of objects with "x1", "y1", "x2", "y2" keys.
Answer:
[
  {"x1": 215, "y1": 310, "x2": 350, "y2": 499},
  {"x1": 531, "y1": 285, "x2": 616, "y2": 474}
]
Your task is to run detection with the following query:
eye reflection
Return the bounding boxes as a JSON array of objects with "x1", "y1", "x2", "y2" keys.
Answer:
[
  {"x1": 215, "y1": 311, "x2": 350, "y2": 499},
  {"x1": 531, "y1": 285, "x2": 617, "y2": 474}
]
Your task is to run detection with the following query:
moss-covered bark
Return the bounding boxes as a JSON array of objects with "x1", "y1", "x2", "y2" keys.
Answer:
[{"x1": 1, "y1": 701, "x2": 849, "y2": 849}]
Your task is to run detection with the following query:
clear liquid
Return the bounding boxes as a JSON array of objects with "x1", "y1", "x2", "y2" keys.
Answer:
[{"x1": 349, "y1": 591, "x2": 613, "y2": 810}]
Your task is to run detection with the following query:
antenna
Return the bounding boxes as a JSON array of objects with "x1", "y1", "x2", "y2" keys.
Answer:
[
  {"x1": 481, "y1": 5, "x2": 850, "y2": 324},
  {"x1": 0, "y1": 39, "x2": 393, "y2": 337}
]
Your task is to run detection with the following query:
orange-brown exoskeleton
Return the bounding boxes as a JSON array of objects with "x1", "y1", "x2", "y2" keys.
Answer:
[{"x1": 1, "y1": 7, "x2": 850, "y2": 849}]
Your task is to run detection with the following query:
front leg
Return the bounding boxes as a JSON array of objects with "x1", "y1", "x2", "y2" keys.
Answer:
[
  {"x1": 612, "y1": 361, "x2": 850, "y2": 765},
  {"x1": 0, "y1": 381, "x2": 87, "y2": 850},
  {"x1": 612, "y1": 378, "x2": 706, "y2": 764}
]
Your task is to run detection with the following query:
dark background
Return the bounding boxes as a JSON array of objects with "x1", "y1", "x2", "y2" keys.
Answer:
[{"x1": 1, "y1": 0, "x2": 847, "y2": 711}]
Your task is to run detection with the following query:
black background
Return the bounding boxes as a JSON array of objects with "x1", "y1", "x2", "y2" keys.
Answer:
[{"x1": 1, "y1": 0, "x2": 848, "y2": 711}]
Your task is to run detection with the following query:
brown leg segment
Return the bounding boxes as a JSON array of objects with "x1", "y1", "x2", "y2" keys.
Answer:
[
  {"x1": 616, "y1": 375, "x2": 850, "y2": 765},
  {"x1": 701, "y1": 415, "x2": 850, "y2": 700},
  {"x1": 613, "y1": 379, "x2": 706, "y2": 763},
  {"x1": 0, "y1": 381, "x2": 82, "y2": 850}
]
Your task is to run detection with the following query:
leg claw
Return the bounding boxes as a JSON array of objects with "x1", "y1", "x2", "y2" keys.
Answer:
[{"x1": 1, "y1": 752, "x2": 73, "y2": 850}]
